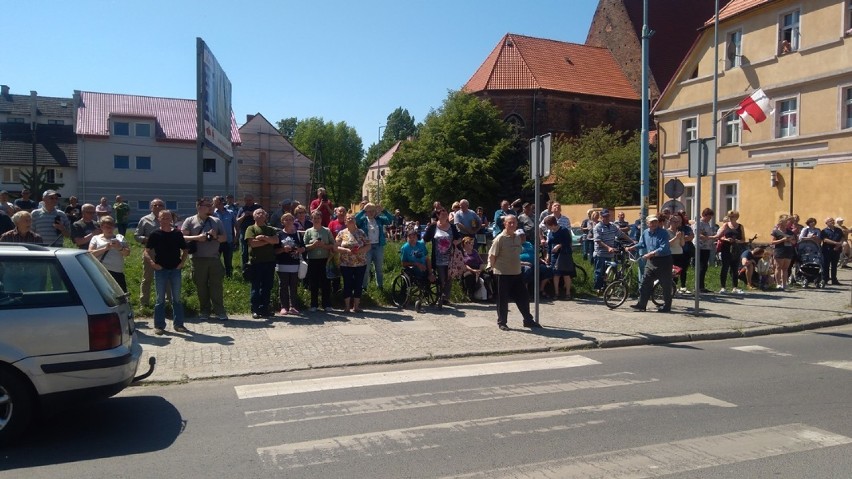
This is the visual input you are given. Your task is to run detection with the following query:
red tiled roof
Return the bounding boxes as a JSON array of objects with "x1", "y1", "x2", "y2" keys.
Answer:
[
  {"x1": 369, "y1": 141, "x2": 402, "y2": 170},
  {"x1": 705, "y1": 0, "x2": 775, "y2": 26},
  {"x1": 76, "y1": 91, "x2": 241, "y2": 144},
  {"x1": 464, "y1": 34, "x2": 638, "y2": 100}
]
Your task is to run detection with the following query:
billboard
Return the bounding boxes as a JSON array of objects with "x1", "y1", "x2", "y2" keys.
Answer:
[{"x1": 197, "y1": 38, "x2": 233, "y2": 158}]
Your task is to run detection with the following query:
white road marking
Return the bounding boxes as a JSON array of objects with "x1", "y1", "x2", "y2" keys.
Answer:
[
  {"x1": 235, "y1": 355, "x2": 601, "y2": 399},
  {"x1": 815, "y1": 360, "x2": 852, "y2": 371},
  {"x1": 256, "y1": 393, "x2": 735, "y2": 469},
  {"x1": 245, "y1": 373, "x2": 659, "y2": 427},
  {"x1": 731, "y1": 345, "x2": 793, "y2": 357},
  {"x1": 451, "y1": 423, "x2": 852, "y2": 479}
]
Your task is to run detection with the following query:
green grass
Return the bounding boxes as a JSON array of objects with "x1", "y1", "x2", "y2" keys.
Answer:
[{"x1": 113, "y1": 237, "x2": 727, "y2": 316}]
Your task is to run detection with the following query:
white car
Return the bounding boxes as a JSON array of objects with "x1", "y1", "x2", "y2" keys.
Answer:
[{"x1": 0, "y1": 243, "x2": 146, "y2": 445}]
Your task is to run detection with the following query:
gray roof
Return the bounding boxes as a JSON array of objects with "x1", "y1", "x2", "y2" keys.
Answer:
[
  {"x1": 0, "y1": 123, "x2": 77, "y2": 167},
  {"x1": 0, "y1": 93, "x2": 74, "y2": 119}
]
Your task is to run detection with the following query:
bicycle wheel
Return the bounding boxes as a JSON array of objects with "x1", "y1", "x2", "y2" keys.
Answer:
[
  {"x1": 651, "y1": 281, "x2": 676, "y2": 306},
  {"x1": 574, "y1": 264, "x2": 588, "y2": 285},
  {"x1": 603, "y1": 280, "x2": 628, "y2": 309},
  {"x1": 390, "y1": 274, "x2": 410, "y2": 308}
]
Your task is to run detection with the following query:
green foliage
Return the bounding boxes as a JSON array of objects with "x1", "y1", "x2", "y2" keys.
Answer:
[
  {"x1": 364, "y1": 107, "x2": 419, "y2": 171},
  {"x1": 551, "y1": 126, "x2": 655, "y2": 207},
  {"x1": 383, "y1": 91, "x2": 517, "y2": 217},
  {"x1": 20, "y1": 167, "x2": 64, "y2": 201},
  {"x1": 290, "y1": 117, "x2": 364, "y2": 206},
  {"x1": 276, "y1": 117, "x2": 298, "y2": 140}
]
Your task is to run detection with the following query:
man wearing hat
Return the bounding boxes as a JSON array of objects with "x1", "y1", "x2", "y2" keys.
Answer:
[
  {"x1": 31, "y1": 189, "x2": 70, "y2": 246},
  {"x1": 627, "y1": 215, "x2": 673, "y2": 312},
  {"x1": 592, "y1": 209, "x2": 633, "y2": 293}
]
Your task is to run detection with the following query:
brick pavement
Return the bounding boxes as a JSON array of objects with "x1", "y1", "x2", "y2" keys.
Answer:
[{"x1": 134, "y1": 269, "x2": 852, "y2": 383}]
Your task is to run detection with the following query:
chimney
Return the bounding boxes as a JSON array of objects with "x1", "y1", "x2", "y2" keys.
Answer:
[
  {"x1": 1, "y1": 85, "x2": 9, "y2": 97},
  {"x1": 246, "y1": 114, "x2": 255, "y2": 123}
]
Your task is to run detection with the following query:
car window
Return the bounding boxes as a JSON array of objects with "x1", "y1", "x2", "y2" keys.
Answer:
[
  {"x1": 77, "y1": 253, "x2": 127, "y2": 307},
  {"x1": 0, "y1": 258, "x2": 78, "y2": 309}
]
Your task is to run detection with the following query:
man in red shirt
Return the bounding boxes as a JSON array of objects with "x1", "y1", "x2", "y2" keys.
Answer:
[
  {"x1": 329, "y1": 206, "x2": 347, "y2": 238},
  {"x1": 309, "y1": 187, "x2": 333, "y2": 227}
]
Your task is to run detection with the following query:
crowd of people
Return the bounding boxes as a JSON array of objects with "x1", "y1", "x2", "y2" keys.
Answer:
[{"x1": 1, "y1": 187, "x2": 849, "y2": 334}]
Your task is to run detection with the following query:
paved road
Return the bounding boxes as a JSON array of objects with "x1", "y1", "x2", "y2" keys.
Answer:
[
  {"x1": 4, "y1": 325, "x2": 851, "y2": 478},
  {"x1": 134, "y1": 269, "x2": 852, "y2": 382}
]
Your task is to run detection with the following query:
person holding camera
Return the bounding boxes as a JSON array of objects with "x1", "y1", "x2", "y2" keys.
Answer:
[
  {"x1": 89, "y1": 215, "x2": 130, "y2": 292},
  {"x1": 310, "y1": 187, "x2": 333, "y2": 227},
  {"x1": 182, "y1": 197, "x2": 228, "y2": 321}
]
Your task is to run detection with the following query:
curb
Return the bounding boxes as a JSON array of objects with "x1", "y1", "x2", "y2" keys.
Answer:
[{"x1": 133, "y1": 316, "x2": 852, "y2": 385}]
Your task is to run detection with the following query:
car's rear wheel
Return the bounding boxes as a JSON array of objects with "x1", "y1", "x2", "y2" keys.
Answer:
[{"x1": 0, "y1": 368, "x2": 34, "y2": 445}]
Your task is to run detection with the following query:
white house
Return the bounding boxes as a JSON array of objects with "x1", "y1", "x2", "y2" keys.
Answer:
[{"x1": 75, "y1": 90, "x2": 241, "y2": 221}]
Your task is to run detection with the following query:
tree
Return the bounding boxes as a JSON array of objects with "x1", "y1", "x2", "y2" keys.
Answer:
[
  {"x1": 363, "y1": 107, "x2": 419, "y2": 172},
  {"x1": 290, "y1": 117, "x2": 364, "y2": 206},
  {"x1": 276, "y1": 117, "x2": 298, "y2": 141},
  {"x1": 551, "y1": 126, "x2": 656, "y2": 207},
  {"x1": 20, "y1": 167, "x2": 64, "y2": 201},
  {"x1": 383, "y1": 91, "x2": 517, "y2": 218}
]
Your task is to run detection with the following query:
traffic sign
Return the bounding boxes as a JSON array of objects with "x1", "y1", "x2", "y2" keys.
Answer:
[
  {"x1": 794, "y1": 159, "x2": 817, "y2": 169},
  {"x1": 664, "y1": 178, "x2": 685, "y2": 199},
  {"x1": 529, "y1": 134, "x2": 552, "y2": 179}
]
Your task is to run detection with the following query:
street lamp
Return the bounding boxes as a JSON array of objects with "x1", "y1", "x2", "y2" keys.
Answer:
[{"x1": 376, "y1": 125, "x2": 387, "y2": 202}]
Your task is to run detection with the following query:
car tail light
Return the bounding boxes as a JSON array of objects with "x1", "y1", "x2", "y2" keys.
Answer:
[{"x1": 88, "y1": 313, "x2": 122, "y2": 351}]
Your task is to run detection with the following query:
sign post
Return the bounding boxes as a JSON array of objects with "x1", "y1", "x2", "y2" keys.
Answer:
[
  {"x1": 530, "y1": 134, "x2": 551, "y2": 323},
  {"x1": 688, "y1": 137, "x2": 716, "y2": 316}
]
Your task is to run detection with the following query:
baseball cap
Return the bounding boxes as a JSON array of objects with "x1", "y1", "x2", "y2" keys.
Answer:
[
  {"x1": 646, "y1": 215, "x2": 659, "y2": 223},
  {"x1": 280, "y1": 198, "x2": 292, "y2": 205},
  {"x1": 515, "y1": 229, "x2": 526, "y2": 236},
  {"x1": 43, "y1": 189, "x2": 60, "y2": 198},
  {"x1": 600, "y1": 209, "x2": 611, "y2": 217},
  {"x1": 837, "y1": 217, "x2": 845, "y2": 222}
]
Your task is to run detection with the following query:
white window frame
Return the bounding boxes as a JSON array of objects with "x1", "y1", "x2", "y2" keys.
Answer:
[
  {"x1": 722, "y1": 111, "x2": 741, "y2": 146},
  {"x1": 775, "y1": 95, "x2": 799, "y2": 138},
  {"x1": 726, "y1": 29, "x2": 743, "y2": 69},
  {"x1": 113, "y1": 155, "x2": 130, "y2": 169},
  {"x1": 718, "y1": 181, "x2": 740, "y2": 216},
  {"x1": 2, "y1": 167, "x2": 21, "y2": 183},
  {"x1": 113, "y1": 121, "x2": 130, "y2": 136},
  {"x1": 135, "y1": 156, "x2": 151, "y2": 170},
  {"x1": 681, "y1": 116, "x2": 698, "y2": 152},
  {"x1": 842, "y1": 84, "x2": 852, "y2": 130},
  {"x1": 679, "y1": 184, "x2": 697, "y2": 220},
  {"x1": 135, "y1": 123, "x2": 151, "y2": 137},
  {"x1": 44, "y1": 168, "x2": 57, "y2": 183},
  {"x1": 778, "y1": 9, "x2": 801, "y2": 54}
]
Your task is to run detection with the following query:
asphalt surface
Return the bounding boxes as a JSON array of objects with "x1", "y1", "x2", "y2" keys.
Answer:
[{"x1": 133, "y1": 268, "x2": 852, "y2": 383}]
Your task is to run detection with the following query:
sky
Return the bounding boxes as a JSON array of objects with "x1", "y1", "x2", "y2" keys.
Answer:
[{"x1": 2, "y1": 0, "x2": 599, "y2": 150}]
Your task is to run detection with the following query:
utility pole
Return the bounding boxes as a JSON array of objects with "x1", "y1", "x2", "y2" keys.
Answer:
[{"x1": 640, "y1": 1, "x2": 652, "y2": 228}]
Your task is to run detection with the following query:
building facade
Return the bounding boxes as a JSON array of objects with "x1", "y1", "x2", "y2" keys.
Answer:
[
  {"x1": 236, "y1": 113, "x2": 312, "y2": 209},
  {"x1": 654, "y1": 0, "x2": 852, "y2": 235},
  {"x1": 361, "y1": 141, "x2": 400, "y2": 204},
  {"x1": 75, "y1": 91, "x2": 240, "y2": 222},
  {"x1": 0, "y1": 85, "x2": 77, "y2": 197}
]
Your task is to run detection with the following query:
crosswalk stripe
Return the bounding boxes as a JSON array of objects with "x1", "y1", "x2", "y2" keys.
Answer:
[
  {"x1": 245, "y1": 373, "x2": 659, "y2": 427},
  {"x1": 815, "y1": 360, "x2": 852, "y2": 371},
  {"x1": 256, "y1": 393, "x2": 736, "y2": 469},
  {"x1": 450, "y1": 423, "x2": 852, "y2": 479},
  {"x1": 235, "y1": 355, "x2": 601, "y2": 399},
  {"x1": 731, "y1": 345, "x2": 793, "y2": 357}
]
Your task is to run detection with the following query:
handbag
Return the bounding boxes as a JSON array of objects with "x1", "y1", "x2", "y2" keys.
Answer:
[
  {"x1": 298, "y1": 260, "x2": 309, "y2": 279},
  {"x1": 326, "y1": 253, "x2": 340, "y2": 279},
  {"x1": 448, "y1": 245, "x2": 466, "y2": 280}
]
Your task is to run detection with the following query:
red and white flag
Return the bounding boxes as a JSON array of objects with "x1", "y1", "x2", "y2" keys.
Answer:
[{"x1": 736, "y1": 88, "x2": 772, "y2": 132}]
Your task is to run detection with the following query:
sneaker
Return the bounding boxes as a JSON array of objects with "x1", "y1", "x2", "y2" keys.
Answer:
[
  {"x1": 279, "y1": 308, "x2": 288, "y2": 316},
  {"x1": 718, "y1": 288, "x2": 726, "y2": 294},
  {"x1": 252, "y1": 312, "x2": 261, "y2": 319},
  {"x1": 498, "y1": 324, "x2": 510, "y2": 331},
  {"x1": 174, "y1": 326, "x2": 190, "y2": 333},
  {"x1": 153, "y1": 328, "x2": 165, "y2": 336},
  {"x1": 288, "y1": 307, "x2": 300, "y2": 315},
  {"x1": 732, "y1": 288, "x2": 744, "y2": 294},
  {"x1": 309, "y1": 307, "x2": 318, "y2": 312}
]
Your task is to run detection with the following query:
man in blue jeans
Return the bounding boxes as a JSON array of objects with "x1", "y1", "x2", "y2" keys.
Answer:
[
  {"x1": 144, "y1": 209, "x2": 189, "y2": 335},
  {"x1": 592, "y1": 209, "x2": 633, "y2": 293}
]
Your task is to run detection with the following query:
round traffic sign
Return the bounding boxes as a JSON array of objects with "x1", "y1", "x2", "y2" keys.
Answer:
[{"x1": 661, "y1": 199, "x2": 686, "y2": 214}]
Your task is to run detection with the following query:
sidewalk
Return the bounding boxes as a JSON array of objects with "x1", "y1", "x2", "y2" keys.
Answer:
[{"x1": 135, "y1": 269, "x2": 852, "y2": 383}]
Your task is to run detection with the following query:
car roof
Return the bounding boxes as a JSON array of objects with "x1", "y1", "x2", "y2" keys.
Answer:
[{"x1": 0, "y1": 244, "x2": 85, "y2": 258}]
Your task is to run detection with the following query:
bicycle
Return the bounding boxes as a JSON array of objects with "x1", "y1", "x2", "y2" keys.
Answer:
[{"x1": 603, "y1": 256, "x2": 682, "y2": 309}]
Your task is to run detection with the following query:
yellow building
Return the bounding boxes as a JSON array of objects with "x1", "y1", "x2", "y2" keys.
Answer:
[{"x1": 654, "y1": 0, "x2": 852, "y2": 237}]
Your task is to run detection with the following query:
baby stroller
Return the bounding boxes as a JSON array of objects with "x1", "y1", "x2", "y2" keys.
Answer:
[{"x1": 794, "y1": 240, "x2": 824, "y2": 288}]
